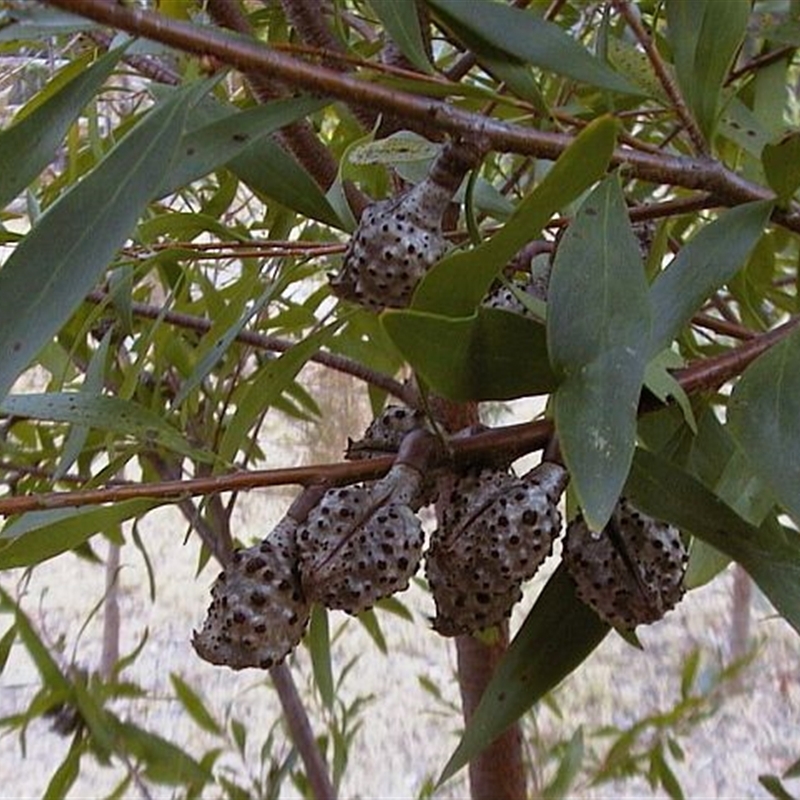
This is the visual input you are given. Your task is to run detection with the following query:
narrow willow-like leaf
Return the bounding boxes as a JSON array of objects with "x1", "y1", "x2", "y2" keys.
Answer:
[
  {"x1": 0, "y1": 4, "x2": 96, "y2": 41},
  {"x1": 665, "y1": 0, "x2": 749, "y2": 140},
  {"x1": 0, "y1": 81, "x2": 207, "y2": 402},
  {"x1": 0, "y1": 393, "x2": 211, "y2": 462},
  {"x1": 627, "y1": 448, "x2": 800, "y2": 636},
  {"x1": 173, "y1": 276, "x2": 278, "y2": 407},
  {"x1": 0, "y1": 500, "x2": 161, "y2": 568},
  {"x1": 0, "y1": 586, "x2": 71, "y2": 693},
  {"x1": 371, "y1": 0, "x2": 432, "y2": 73},
  {"x1": 728, "y1": 325, "x2": 800, "y2": 528},
  {"x1": 382, "y1": 307, "x2": 555, "y2": 400},
  {"x1": 44, "y1": 738, "x2": 82, "y2": 800},
  {"x1": 109, "y1": 718, "x2": 211, "y2": 787},
  {"x1": 308, "y1": 606, "x2": 334, "y2": 710},
  {"x1": 763, "y1": 133, "x2": 800, "y2": 205},
  {"x1": 160, "y1": 96, "x2": 329, "y2": 196},
  {"x1": 0, "y1": 46, "x2": 124, "y2": 209},
  {"x1": 548, "y1": 175, "x2": 651, "y2": 530},
  {"x1": 413, "y1": 115, "x2": 617, "y2": 316},
  {"x1": 648, "y1": 200, "x2": 773, "y2": 356},
  {"x1": 170, "y1": 674, "x2": 223, "y2": 736},
  {"x1": 217, "y1": 322, "x2": 342, "y2": 465},
  {"x1": 438, "y1": 565, "x2": 609, "y2": 786},
  {"x1": 426, "y1": 0, "x2": 639, "y2": 95},
  {"x1": 186, "y1": 96, "x2": 341, "y2": 227}
]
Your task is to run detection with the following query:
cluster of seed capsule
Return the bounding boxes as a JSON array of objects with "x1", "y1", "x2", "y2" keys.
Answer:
[{"x1": 194, "y1": 402, "x2": 688, "y2": 671}]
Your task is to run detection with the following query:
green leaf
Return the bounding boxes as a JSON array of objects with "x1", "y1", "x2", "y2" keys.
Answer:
[
  {"x1": 0, "y1": 4, "x2": 97, "y2": 41},
  {"x1": 0, "y1": 81, "x2": 207, "y2": 402},
  {"x1": 370, "y1": 1, "x2": 432, "y2": 73},
  {"x1": 170, "y1": 673, "x2": 222, "y2": 736},
  {"x1": 0, "y1": 587, "x2": 70, "y2": 694},
  {"x1": 217, "y1": 321, "x2": 342, "y2": 464},
  {"x1": 665, "y1": 0, "x2": 749, "y2": 140},
  {"x1": 759, "y1": 775, "x2": 799, "y2": 800},
  {"x1": 425, "y1": 0, "x2": 640, "y2": 95},
  {"x1": 109, "y1": 718, "x2": 211, "y2": 787},
  {"x1": 548, "y1": 175, "x2": 651, "y2": 530},
  {"x1": 439, "y1": 565, "x2": 609, "y2": 786},
  {"x1": 0, "y1": 47, "x2": 125, "y2": 209},
  {"x1": 173, "y1": 276, "x2": 278, "y2": 407},
  {"x1": 0, "y1": 500, "x2": 161, "y2": 568},
  {"x1": 44, "y1": 738, "x2": 83, "y2": 800},
  {"x1": 763, "y1": 133, "x2": 800, "y2": 205},
  {"x1": 0, "y1": 393, "x2": 212, "y2": 462},
  {"x1": 728, "y1": 325, "x2": 800, "y2": 528},
  {"x1": 160, "y1": 96, "x2": 329, "y2": 197},
  {"x1": 543, "y1": 728, "x2": 585, "y2": 800},
  {"x1": 308, "y1": 606, "x2": 334, "y2": 710},
  {"x1": 626, "y1": 448, "x2": 800, "y2": 636},
  {"x1": 357, "y1": 608, "x2": 388, "y2": 654},
  {"x1": 413, "y1": 115, "x2": 617, "y2": 316},
  {"x1": 381, "y1": 306, "x2": 556, "y2": 400},
  {"x1": 0, "y1": 625, "x2": 16, "y2": 675},
  {"x1": 648, "y1": 200, "x2": 774, "y2": 356}
]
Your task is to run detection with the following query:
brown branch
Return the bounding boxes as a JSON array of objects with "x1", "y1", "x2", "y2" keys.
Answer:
[
  {"x1": 614, "y1": 1, "x2": 708, "y2": 155},
  {"x1": 4, "y1": 315, "x2": 798, "y2": 518},
  {"x1": 84, "y1": 290, "x2": 416, "y2": 406},
  {"x1": 0, "y1": 420, "x2": 551, "y2": 517},
  {"x1": 270, "y1": 663, "x2": 337, "y2": 800},
  {"x1": 42, "y1": 0, "x2": 798, "y2": 231},
  {"x1": 205, "y1": 0, "x2": 343, "y2": 197}
]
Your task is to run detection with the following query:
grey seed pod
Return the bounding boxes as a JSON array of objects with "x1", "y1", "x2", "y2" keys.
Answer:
[
  {"x1": 193, "y1": 518, "x2": 310, "y2": 671},
  {"x1": 346, "y1": 404, "x2": 429, "y2": 460},
  {"x1": 330, "y1": 139, "x2": 485, "y2": 311},
  {"x1": 426, "y1": 461, "x2": 568, "y2": 636},
  {"x1": 297, "y1": 463, "x2": 426, "y2": 615},
  {"x1": 562, "y1": 498, "x2": 687, "y2": 629}
]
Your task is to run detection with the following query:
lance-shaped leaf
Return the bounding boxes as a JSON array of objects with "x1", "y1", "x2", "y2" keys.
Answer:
[
  {"x1": 413, "y1": 115, "x2": 617, "y2": 316},
  {"x1": 548, "y1": 175, "x2": 651, "y2": 530},
  {"x1": 0, "y1": 81, "x2": 207, "y2": 403},
  {"x1": 626, "y1": 448, "x2": 800, "y2": 636},
  {"x1": 0, "y1": 392, "x2": 212, "y2": 462},
  {"x1": 648, "y1": 200, "x2": 773, "y2": 356},
  {"x1": 0, "y1": 501, "x2": 162, "y2": 568},
  {"x1": 160, "y1": 95, "x2": 329, "y2": 196},
  {"x1": 382, "y1": 306, "x2": 556, "y2": 400},
  {"x1": 763, "y1": 132, "x2": 800, "y2": 205},
  {"x1": 0, "y1": 46, "x2": 125, "y2": 209},
  {"x1": 217, "y1": 321, "x2": 342, "y2": 465},
  {"x1": 426, "y1": 0, "x2": 639, "y2": 96},
  {"x1": 438, "y1": 564, "x2": 609, "y2": 786},
  {"x1": 371, "y1": 0, "x2": 432, "y2": 73},
  {"x1": 665, "y1": 0, "x2": 749, "y2": 141},
  {"x1": 728, "y1": 324, "x2": 800, "y2": 529}
]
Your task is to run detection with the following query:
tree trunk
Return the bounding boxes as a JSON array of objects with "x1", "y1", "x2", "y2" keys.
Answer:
[{"x1": 456, "y1": 628, "x2": 527, "y2": 800}]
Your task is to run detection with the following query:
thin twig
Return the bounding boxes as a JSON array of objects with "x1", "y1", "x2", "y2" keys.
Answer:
[
  {"x1": 270, "y1": 663, "x2": 337, "y2": 800},
  {"x1": 84, "y1": 290, "x2": 416, "y2": 406},
  {"x1": 614, "y1": 1, "x2": 708, "y2": 155}
]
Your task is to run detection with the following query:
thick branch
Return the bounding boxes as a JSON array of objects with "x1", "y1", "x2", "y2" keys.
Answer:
[{"x1": 43, "y1": 0, "x2": 797, "y2": 230}]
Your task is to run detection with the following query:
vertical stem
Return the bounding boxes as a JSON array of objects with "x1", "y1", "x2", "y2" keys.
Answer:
[
  {"x1": 271, "y1": 663, "x2": 337, "y2": 800},
  {"x1": 456, "y1": 629, "x2": 527, "y2": 800},
  {"x1": 100, "y1": 541, "x2": 121, "y2": 679},
  {"x1": 436, "y1": 398, "x2": 527, "y2": 800},
  {"x1": 729, "y1": 563, "x2": 752, "y2": 663}
]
